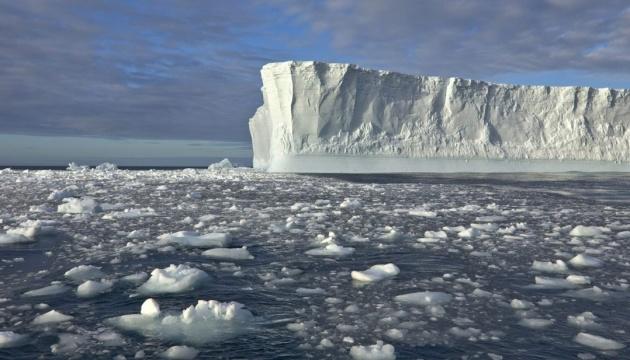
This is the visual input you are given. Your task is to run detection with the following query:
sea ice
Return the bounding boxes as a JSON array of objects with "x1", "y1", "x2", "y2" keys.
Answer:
[
  {"x1": 158, "y1": 231, "x2": 230, "y2": 248},
  {"x1": 64, "y1": 265, "x2": 105, "y2": 283},
  {"x1": 349, "y1": 341, "x2": 396, "y2": 360},
  {"x1": 569, "y1": 226, "x2": 610, "y2": 237},
  {"x1": 208, "y1": 158, "x2": 233, "y2": 170},
  {"x1": 77, "y1": 279, "x2": 114, "y2": 298},
  {"x1": 23, "y1": 283, "x2": 70, "y2": 297},
  {"x1": 162, "y1": 345, "x2": 199, "y2": 359},
  {"x1": 305, "y1": 244, "x2": 355, "y2": 257},
  {"x1": 569, "y1": 254, "x2": 603, "y2": 268},
  {"x1": 518, "y1": 318, "x2": 555, "y2": 329},
  {"x1": 137, "y1": 264, "x2": 209, "y2": 295},
  {"x1": 107, "y1": 298, "x2": 254, "y2": 345},
  {"x1": 531, "y1": 260, "x2": 568, "y2": 273},
  {"x1": 568, "y1": 312, "x2": 600, "y2": 329},
  {"x1": 202, "y1": 247, "x2": 254, "y2": 260},
  {"x1": 0, "y1": 331, "x2": 28, "y2": 348},
  {"x1": 57, "y1": 197, "x2": 102, "y2": 214},
  {"x1": 394, "y1": 291, "x2": 452, "y2": 306},
  {"x1": 32, "y1": 310, "x2": 74, "y2": 325},
  {"x1": 351, "y1": 264, "x2": 400, "y2": 282},
  {"x1": 574, "y1": 332, "x2": 625, "y2": 351}
]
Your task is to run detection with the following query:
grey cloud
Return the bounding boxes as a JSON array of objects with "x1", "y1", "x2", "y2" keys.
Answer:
[{"x1": 278, "y1": 0, "x2": 630, "y2": 78}]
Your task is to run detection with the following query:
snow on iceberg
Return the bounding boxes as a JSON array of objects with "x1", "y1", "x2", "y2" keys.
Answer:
[
  {"x1": 249, "y1": 61, "x2": 630, "y2": 173},
  {"x1": 137, "y1": 264, "x2": 209, "y2": 295},
  {"x1": 106, "y1": 298, "x2": 254, "y2": 345}
]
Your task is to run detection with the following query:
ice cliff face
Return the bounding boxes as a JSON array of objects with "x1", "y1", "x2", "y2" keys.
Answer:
[{"x1": 249, "y1": 61, "x2": 630, "y2": 172}]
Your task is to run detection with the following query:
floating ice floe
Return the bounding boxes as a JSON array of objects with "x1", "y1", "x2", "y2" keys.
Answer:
[
  {"x1": 202, "y1": 247, "x2": 254, "y2": 260},
  {"x1": 0, "y1": 232, "x2": 35, "y2": 245},
  {"x1": 531, "y1": 260, "x2": 568, "y2": 273},
  {"x1": 0, "y1": 331, "x2": 28, "y2": 348},
  {"x1": 351, "y1": 264, "x2": 400, "y2": 282},
  {"x1": 0, "y1": 220, "x2": 46, "y2": 245},
  {"x1": 23, "y1": 283, "x2": 70, "y2": 297},
  {"x1": 569, "y1": 254, "x2": 603, "y2": 268},
  {"x1": 340, "y1": 198, "x2": 362, "y2": 209},
  {"x1": 107, "y1": 298, "x2": 254, "y2": 345},
  {"x1": 563, "y1": 286, "x2": 610, "y2": 301},
  {"x1": 102, "y1": 207, "x2": 157, "y2": 219},
  {"x1": 77, "y1": 279, "x2": 114, "y2": 298},
  {"x1": 569, "y1": 226, "x2": 610, "y2": 237},
  {"x1": 394, "y1": 291, "x2": 452, "y2": 306},
  {"x1": 50, "y1": 333, "x2": 87, "y2": 354},
  {"x1": 162, "y1": 345, "x2": 199, "y2": 359},
  {"x1": 208, "y1": 158, "x2": 233, "y2": 170},
  {"x1": 574, "y1": 332, "x2": 625, "y2": 351},
  {"x1": 518, "y1": 318, "x2": 555, "y2": 329},
  {"x1": 48, "y1": 185, "x2": 79, "y2": 201},
  {"x1": 408, "y1": 208, "x2": 437, "y2": 218},
  {"x1": 64, "y1": 265, "x2": 105, "y2": 283},
  {"x1": 137, "y1": 264, "x2": 209, "y2": 295},
  {"x1": 32, "y1": 310, "x2": 74, "y2": 325},
  {"x1": 158, "y1": 231, "x2": 230, "y2": 248},
  {"x1": 349, "y1": 341, "x2": 396, "y2": 360},
  {"x1": 568, "y1": 312, "x2": 600, "y2": 329},
  {"x1": 57, "y1": 197, "x2": 102, "y2": 214},
  {"x1": 305, "y1": 244, "x2": 355, "y2": 257}
]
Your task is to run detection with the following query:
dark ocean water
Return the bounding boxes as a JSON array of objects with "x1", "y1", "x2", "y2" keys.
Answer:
[{"x1": 0, "y1": 169, "x2": 628, "y2": 359}]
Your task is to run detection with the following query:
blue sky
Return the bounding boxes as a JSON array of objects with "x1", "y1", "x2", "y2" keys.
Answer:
[{"x1": 2, "y1": 0, "x2": 630, "y2": 165}]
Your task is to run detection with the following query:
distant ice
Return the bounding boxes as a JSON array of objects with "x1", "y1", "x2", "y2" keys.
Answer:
[
  {"x1": 208, "y1": 158, "x2": 233, "y2": 170},
  {"x1": 394, "y1": 291, "x2": 452, "y2": 306}
]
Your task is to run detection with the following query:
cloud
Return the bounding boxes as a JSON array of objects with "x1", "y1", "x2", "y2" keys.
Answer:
[
  {"x1": 277, "y1": 0, "x2": 630, "y2": 78},
  {"x1": 1, "y1": 1, "x2": 629, "y2": 143}
]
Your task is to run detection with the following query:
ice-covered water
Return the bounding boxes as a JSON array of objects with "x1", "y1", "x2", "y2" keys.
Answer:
[{"x1": 0, "y1": 167, "x2": 629, "y2": 359}]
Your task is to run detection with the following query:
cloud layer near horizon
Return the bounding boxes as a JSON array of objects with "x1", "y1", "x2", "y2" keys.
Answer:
[{"x1": 1, "y1": 0, "x2": 629, "y2": 141}]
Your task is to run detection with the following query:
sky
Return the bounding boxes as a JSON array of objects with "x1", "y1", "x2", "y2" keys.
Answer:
[{"x1": 2, "y1": 0, "x2": 630, "y2": 165}]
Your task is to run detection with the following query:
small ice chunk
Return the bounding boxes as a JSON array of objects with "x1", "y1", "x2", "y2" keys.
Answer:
[
  {"x1": 57, "y1": 197, "x2": 102, "y2": 214},
  {"x1": 48, "y1": 186, "x2": 78, "y2": 201},
  {"x1": 77, "y1": 279, "x2": 113, "y2": 298},
  {"x1": 0, "y1": 331, "x2": 28, "y2": 348},
  {"x1": 141, "y1": 298, "x2": 161, "y2": 317},
  {"x1": 424, "y1": 230, "x2": 447, "y2": 239},
  {"x1": 32, "y1": 310, "x2": 74, "y2": 325},
  {"x1": 394, "y1": 291, "x2": 452, "y2": 306},
  {"x1": 305, "y1": 244, "x2": 355, "y2": 257},
  {"x1": 531, "y1": 260, "x2": 568, "y2": 273},
  {"x1": 534, "y1": 276, "x2": 577, "y2": 289},
  {"x1": 340, "y1": 198, "x2": 362, "y2": 209},
  {"x1": 158, "y1": 231, "x2": 230, "y2": 248},
  {"x1": 566, "y1": 275, "x2": 591, "y2": 285},
  {"x1": 64, "y1": 265, "x2": 105, "y2": 283},
  {"x1": 510, "y1": 299, "x2": 534, "y2": 309},
  {"x1": 122, "y1": 272, "x2": 149, "y2": 285},
  {"x1": 350, "y1": 341, "x2": 395, "y2": 360},
  {"x1": 162, "y1": 345, "x2": 199, "y2": 359},
  {"x1": 568, "y1": 312, "x2": 599, "y2": 329},
  {"x1": 351, "y1": 264, "x2": 400, "y2": 282},
  {"x1": 0, "y1": 232, "x2": 34, "y2": 245},
  {"x1": 569, "y1": 226, "x2": 609, "y2": 237},
  {"x1": 202, "y1": 247, "x2": 254, "y2": 260},
  {"x1": 50, "y1": 333, "x2": 86, "y2": 354},
  {"x1": 107, "y1": 298, "x2": 254, "y2": 345},
  {"x1": 457, "y1": 228, "x2": 481, "y2": 239},
  {"x1": 574, "y1": 332, "x2": 625, "y2": 351},
  {"x1": 409, "y1": 209, "x2": 437, "y2": 218},
  {"x1": 23, "y1": 284, "x2": 70, "y2": 297},
  {"x1": 518, "y1": 318, "x2": 554, "y2": 329},
  {"x1": 569, "y1": 254, "x2": 603, "y2": 268},
  {"x1": 564, "y1": 286, "x2": 609, "y2": 301},
  {"x1": 137, "y1": 265, "x2": 209, "y2": 295},
  {"x1": 208, "y1": 158, "x2": 233, "y2": 170},
  {"x1": 296, "y1": 287, "x2": 326, "y2": 295}
]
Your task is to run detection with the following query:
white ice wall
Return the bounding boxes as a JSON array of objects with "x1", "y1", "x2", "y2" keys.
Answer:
[{"x1": 249, "y1": 61, "x2": 630, "y2": 172}]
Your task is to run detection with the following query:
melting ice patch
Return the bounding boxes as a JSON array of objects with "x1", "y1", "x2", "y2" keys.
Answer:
[{"x1": 107, "y1": 298, "x2": 254, "y2": 345}]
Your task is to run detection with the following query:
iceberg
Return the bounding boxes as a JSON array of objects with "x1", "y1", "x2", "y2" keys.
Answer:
[{"x1": 249, "y1": 61, "x2": 630, "y2": 173}]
